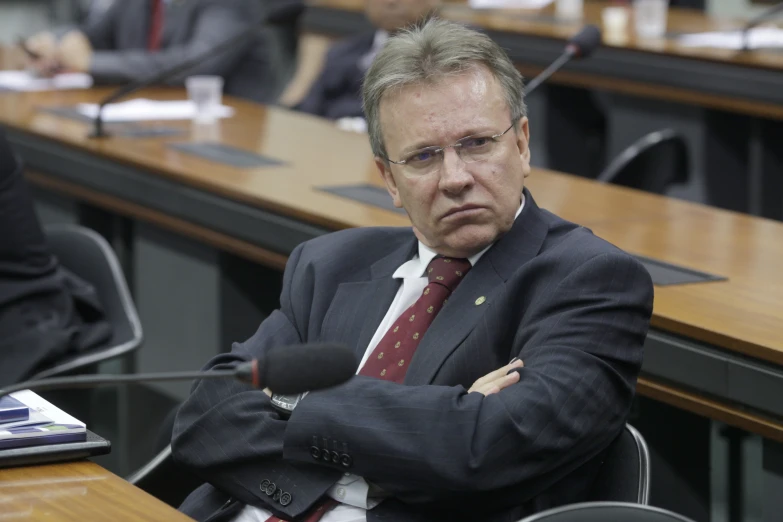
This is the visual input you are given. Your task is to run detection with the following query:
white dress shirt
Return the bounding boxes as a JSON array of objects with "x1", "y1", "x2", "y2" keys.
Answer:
[{"x1": 234, "y1": 198, "x2": 525, "y2": 522}]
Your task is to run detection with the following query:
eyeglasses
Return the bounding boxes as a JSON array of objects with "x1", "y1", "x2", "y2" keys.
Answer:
[{"x1": 384, "y1": 122, "x2": 516, "y2": 175}]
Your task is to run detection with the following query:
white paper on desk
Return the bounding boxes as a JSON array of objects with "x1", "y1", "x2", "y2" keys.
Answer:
[
  {"x1": 0, "y1": 71, "x2": 93, "y2": 92},
  {"x1": 678, "y1": 27, "x2": 783, "y2": 50},
  {"x1": 469, "y1": 0, "x2": 554, "y2": 9},
  {"x1": 76, "y1": 98, "x2": 235, "y2": 122}
]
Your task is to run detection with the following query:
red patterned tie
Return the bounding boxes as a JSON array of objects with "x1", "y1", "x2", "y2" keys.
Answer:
[
  {"x1": 147, "y1": 0, "x2": 164, "y2": 51},
  {"x1": 265, "y1": 256, "x2": 471, "y2": 522},
  {"x1": 358, "y1": 256, "x2": 472, "y2": 382}
]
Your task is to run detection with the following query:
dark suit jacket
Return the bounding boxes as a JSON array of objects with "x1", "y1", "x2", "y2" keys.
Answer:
[
  {"x1": 81, "y1": 0, "x2": 277, "y2": 103},
  {"x1": 295, "y1": 31, "x2": 375, "y2": 120},
  {"x1": 171, "y1": 189, "x2": 654, "y2": 522},
  {"x1": 0, "y1": 131, "x2": 110, "y2": 385}
]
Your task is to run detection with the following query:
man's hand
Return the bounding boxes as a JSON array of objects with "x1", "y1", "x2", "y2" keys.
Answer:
[
  {"x1": 468, "y1": 358, "x2": 523, "y2": 396},
  {"x1": 20, "y1": 32, "x2": 59, "y2": 74},
  {"x1": 56, "y1": 31, "x2": 93, "y2": 73}
]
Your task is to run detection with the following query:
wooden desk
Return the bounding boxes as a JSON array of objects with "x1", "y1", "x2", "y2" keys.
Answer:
[
  {"x1": 304, "y1": 0, "x2": 783, "y2": 119},
  {"x1": 0, "y1": 461, "x2": 192, "y2": 521},
  {"x1": 1, "y1": 88, "x2": 782, "y2": 446}
]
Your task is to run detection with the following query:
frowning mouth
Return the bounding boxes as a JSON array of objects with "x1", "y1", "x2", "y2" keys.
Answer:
[{"x1": 441, "y1": 205, "x2": 486, "y2": 220}]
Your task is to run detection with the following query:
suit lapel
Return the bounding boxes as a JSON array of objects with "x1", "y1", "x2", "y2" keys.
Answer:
[
  {"x1": 320, "y1": 238, "x2": 417, "y2": 363},
  {"x1": 405, "y1": 189, "x2": 550, "y2": 385}
]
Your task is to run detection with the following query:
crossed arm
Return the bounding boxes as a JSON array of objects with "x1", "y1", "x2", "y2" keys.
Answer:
[{"x1": 172, "y1": 249, "x2": 653, "y2": 518}]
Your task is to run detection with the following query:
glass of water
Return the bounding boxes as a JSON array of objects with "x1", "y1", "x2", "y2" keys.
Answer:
[
  {"x1": 186, "y1": 75, "x2": 224, "y2": 123},
  {"x1": 634, "y1": 0, "x2": 669, "y2": 39}
]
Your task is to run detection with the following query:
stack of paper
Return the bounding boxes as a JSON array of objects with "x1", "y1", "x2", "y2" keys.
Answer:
[
  {"x1": 0, "y1": 390, "x2": 86, "y2": 450},
  {"x1": 0, "y1": 71, "x2": 93, "y2": 92},
  {"x1": 76, "y1": 98, "x2": 235, "y2": 122},
  {"x1": 469, "y1": 0, "x2": 554, "y2": 8},
  {"x1": 678, "y1": 27, "x2": 783, "y2": 50}
]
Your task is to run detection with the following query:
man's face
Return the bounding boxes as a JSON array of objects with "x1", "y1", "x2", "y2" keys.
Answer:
[
  {"x1": 376, "y1": 66, "x2": 531, "y2": 259},
  {"x1": 365, "y1": 0, "x2": 439, "y2": 33}
]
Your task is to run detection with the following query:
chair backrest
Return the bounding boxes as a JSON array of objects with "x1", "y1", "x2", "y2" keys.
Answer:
[
  {"x1": 518, "y1": 502, "x2": 697, "y2": 522},
  {"x1": 31, "y1": 224, "x2": 142, "y2": 379},
  {"x1": 588, "y1": 424, "x2": 650, "y2": 504},
  {"x1": 597, "y1": 129, "x2": 689, "y2": 195},
  {"x1": 127, "y1": 444, "x2": 204, "y2": 508}
]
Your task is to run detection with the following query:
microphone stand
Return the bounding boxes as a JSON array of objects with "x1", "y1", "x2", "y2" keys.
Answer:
[
  {"x1": 0, "y1": 366, "x2": 256, "y2": 401},
  {"x1": 89, "y1": 2, "x2": 305, "y2": 138},
  {"x1": 741, "y1": 1, "x2": 783, "y2": 51}
]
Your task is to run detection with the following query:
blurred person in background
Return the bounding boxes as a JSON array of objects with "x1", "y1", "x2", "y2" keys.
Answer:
[
  {"x1": 294, "y1": 0, "x2": 441, "y2": 126},
  {"x1": 20, "y1": 0, "x2": 282, "y2": 103},
  {"x1": 0, "y1": 130, "x2": 110, "y2": 386}
]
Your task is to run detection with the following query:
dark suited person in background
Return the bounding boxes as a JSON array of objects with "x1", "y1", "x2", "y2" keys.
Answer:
[
  {"x1": 0, "y1": 131, "x2": 110, "y2": 386},
  {"x1": 172, "y1": 19, "x2": 654, "y2": 522},
  {"x1": 22, "y1": 0, "x2": 279, "y2": 103},
  {"x1": 295, "y1": 0, "x2": 440, "y2": 121}
]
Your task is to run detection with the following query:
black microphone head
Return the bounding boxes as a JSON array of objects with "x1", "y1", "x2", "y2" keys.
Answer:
[
  {"x1": 263, "y1": 343, "x2": 357, "y2": 394},
  {"x1": 566, "y1": 24, "x2": 602, "y2": 58},
  {"x1": 266, "y1": 1, "x2": 306, "y2": 25}
]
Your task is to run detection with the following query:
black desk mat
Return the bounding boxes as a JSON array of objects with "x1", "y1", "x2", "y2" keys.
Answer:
[
  {"x1": 168, "y1": 142, "x2": 286, "y2": 168},
  {"x1": 318, "y1": 183, "x2": 405, "y2": 214},
  {"x1": 40, "y1": 105, "x2": 183, "y2": 137},
  {"x1": 318, "y1": 183, "x2": 727, "y2": 286}
]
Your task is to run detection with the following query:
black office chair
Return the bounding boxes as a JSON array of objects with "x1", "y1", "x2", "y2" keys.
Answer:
[
  {"x1": 30, "y1": 224, "x2": 143, "y2": 379},
  {"x1": 597, "y1": 129, "x2": 689, "y2": 195},
  {"x1": 588, "y1": 424, "x2": 651, "y2": 504},
  {"x1": 517, "y1": 502, "x2": 696, "y2": 522},
  {"x1": 127, "y1": 443, "x2": 204, "y2": 508}
]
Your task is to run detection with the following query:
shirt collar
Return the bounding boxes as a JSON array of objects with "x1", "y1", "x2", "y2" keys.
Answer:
[{"x1": 393, "y1": 194, "x2": 526, "y2": 280}]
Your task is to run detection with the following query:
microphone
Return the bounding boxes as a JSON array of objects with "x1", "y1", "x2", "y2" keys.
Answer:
[
  {"x1": 88, "y1": 1, "x2": 306, "y2": 139},
  {"x1": 0, "y1": 342, "x2": 357, "y2": 401},
  {"x1": 741, "y1": 2, "x2": 783, "y2": 51},
  {"x1": 524, "y1": 24, "x2": 602, "y2": 95}
]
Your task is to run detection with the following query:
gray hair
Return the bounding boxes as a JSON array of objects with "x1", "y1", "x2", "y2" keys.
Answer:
[{"x1": 362, "y1": 18, "x2": 526, "y2": 159}]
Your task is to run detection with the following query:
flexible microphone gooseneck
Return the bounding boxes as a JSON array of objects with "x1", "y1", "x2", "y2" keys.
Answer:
[
  {"x1": 88, "y1": 1, "x2": 306, "y2": 139},
  {"x1": 524, "y1": 24, "x2": 602, "y2": 95},
  {"x1": 0, "y1": 342, "x2": 358, "y2": 401},
  {"x1": 741, "y1": 1, "x2": 783, "y2": 51}
]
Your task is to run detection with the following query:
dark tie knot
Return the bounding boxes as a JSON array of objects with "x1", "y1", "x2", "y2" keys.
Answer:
[{"x1": 426, "y1": 256, "x2": 472, "y2": 291}]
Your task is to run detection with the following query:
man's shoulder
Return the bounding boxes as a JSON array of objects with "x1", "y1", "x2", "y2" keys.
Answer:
[
  {"x1": 328, "y1": 31, "x2": 375, "y2": 59},
  {"x1": 539, "y1": 209, "x2": 643, "y2": 269}
]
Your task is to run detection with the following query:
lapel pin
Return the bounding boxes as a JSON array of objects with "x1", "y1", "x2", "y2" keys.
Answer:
[{"x1": 475, "y1": 296, "x2": 486, "y2": 306}]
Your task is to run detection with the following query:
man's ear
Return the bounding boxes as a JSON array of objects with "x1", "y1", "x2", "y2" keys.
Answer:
[
  {"x1": 376, "y1": 157, "x2": 403, "y2": 208},
  {"x1": 516, "y1": 117, "x2": 531, "y2": 165}
]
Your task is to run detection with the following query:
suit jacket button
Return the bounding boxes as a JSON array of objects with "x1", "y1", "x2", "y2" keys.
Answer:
[
  {"x1": 280, "y1": 492, "x2": 292, "y2": 506},
  {"x1": 266, "y1": 483, "x2": 277, "y2": 496},
  {"x1": 340, "y1": 454, "x2": 353, "y2": 468},
  {"x1": 311, "y1": 446, "x2": 321, "y2": 460},
  {"x1": 322, "y1": 449, "x2": 332, "y2": 462},
  {"x1": 272, "y1": 489, "x2": 282, "y2": 503},
  {"x1": 331, "y1": 450, "x2": 340, "y2": 464},
  {"x1": 260, "y1": 479, "x2": 270, "y2": 491}
]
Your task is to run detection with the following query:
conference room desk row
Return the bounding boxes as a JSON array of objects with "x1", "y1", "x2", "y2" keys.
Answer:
[
  {"x1": 303, "y1": 0, "x2": 783, "y2": 220},
  {"x1": 0, "y1": 461, "x2": 191, "y2": 521},
  {"x1": 1, "y1": 87, "x2": 782, "y2": 520}
]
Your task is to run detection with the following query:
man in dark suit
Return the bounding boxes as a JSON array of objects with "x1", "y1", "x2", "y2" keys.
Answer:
[
  {"x1": 172, "y1": 19, "x2": 654, "y2": 522},
  {"x1": 22, "y1": 0, "x2": 279, "y2": 103},
  {"x1": 296, "y1": 0, "x2": 440, "y2": 120},
  {"x1": 0, "y1": 130, "x2": 111, "y2": 386}
]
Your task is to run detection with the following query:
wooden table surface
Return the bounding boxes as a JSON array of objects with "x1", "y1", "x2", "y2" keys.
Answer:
[
  {"x1": 1, "y1": 87, "x2": 780, "y2": 365},
  {"x1": 305, "y1": 0, "x2": 783, "y2": 119},
  {"x1": 0, "y1": 461, "x2": 192, "y2": 521}
]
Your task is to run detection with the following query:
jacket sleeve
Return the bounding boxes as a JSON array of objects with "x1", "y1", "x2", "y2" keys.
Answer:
[
  {"x1": 88, "y1": 1, "x2": 257, "y2": 84},
  {"x1": 281, "y1": 252, "x2": 653, "y2": 504},
  {"x1": 171, "y1": 243, "x2": 342, "y2": 519}
]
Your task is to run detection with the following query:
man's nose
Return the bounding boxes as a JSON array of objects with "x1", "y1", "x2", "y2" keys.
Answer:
[{"x1": 439, "y1": 148, "x2": 474, "y2": 194}]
